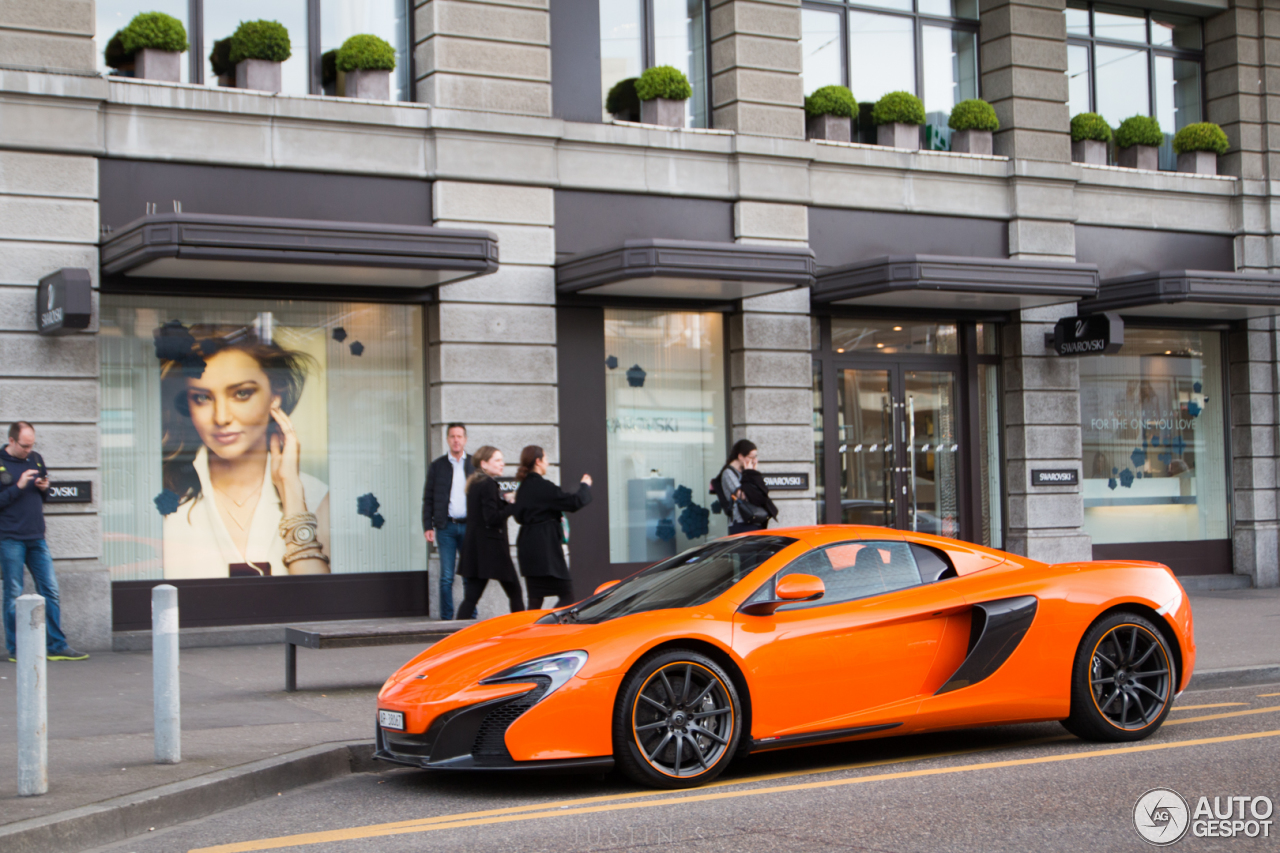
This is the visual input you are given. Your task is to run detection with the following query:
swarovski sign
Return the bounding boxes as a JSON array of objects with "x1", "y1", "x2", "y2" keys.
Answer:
[
  {"x1": 36, "y1": 268, "x2": 93, "y2": 336},
  {"x1": 1047, "y1": 312, "x2": 1123, "y2": 356}
]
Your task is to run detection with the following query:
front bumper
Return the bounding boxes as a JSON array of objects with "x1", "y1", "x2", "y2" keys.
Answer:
[{"x1": 373, "y1": 683, "x2": 614, "y2": 774}]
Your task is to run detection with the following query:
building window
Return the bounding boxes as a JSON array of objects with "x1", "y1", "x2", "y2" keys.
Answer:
[
  {"x1": 1066, "y1": 3, "x2": 1204, "y2": 170},
  {"x1": 96, "y1": 0, "x2": 411, "y2": 100},
  {"x1": 801, "y1": 0, "x2": 978, "y2": 150},
  {"x1": 1080, "y1": 329, "x2": 1228, "y2": 546},
  {"x1": 604, "y1": 309, "x2": 727, "y2": 563},
  {"x1": 100, "y1": 296, "x2": 426, "y2": 581},
  {"x1": 599, "y1": 0, "x2": 710, "y2": 126}
]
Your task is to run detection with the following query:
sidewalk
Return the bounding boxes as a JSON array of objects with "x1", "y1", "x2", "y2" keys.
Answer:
[{"x1": 0, "y1": 588, "x2": 1277, "y2": 836}]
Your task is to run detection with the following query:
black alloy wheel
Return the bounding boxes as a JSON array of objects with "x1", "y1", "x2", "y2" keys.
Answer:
[
  {"x1": 613, "y1": 650, "x2": 741, "y2": 788},
  {"x1": 1063, "y1": 611, "x2": 1175, "y2": 742}
]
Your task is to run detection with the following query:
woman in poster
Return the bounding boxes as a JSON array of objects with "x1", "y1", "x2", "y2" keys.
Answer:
[{"x1": 156, "y1": 323, "x2": 330, "y2": 578}]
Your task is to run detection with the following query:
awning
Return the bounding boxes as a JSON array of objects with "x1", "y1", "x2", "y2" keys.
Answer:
[
  {"x1": 811, "y1": 255, "x2": 1099, "y2": 310},
  {"x1": 100, "y1": 213, "x2": 499, "y2": 288},
  {"x1": 556, "y1": 239, "x2": 816, "y2": 300},
  {"x1": 1079, "y1": 269, "x2": 1280, "y2": 319}
]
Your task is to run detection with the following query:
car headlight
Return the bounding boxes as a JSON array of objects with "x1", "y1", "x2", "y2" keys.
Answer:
[{"x1": 480, "y1": 650, "x2": 588, "y2": 698}]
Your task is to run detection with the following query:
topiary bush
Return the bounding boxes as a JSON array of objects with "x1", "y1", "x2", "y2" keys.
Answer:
[
  {"x1": 871, "y1": 91, "x2": 925, "y2": 126},
  {"x1": 209, "y1": 37, "x2": 233, "y2": 76},
  {"x1": 335, "y1": 34, "x2": 395, "y2": 72},
  {"x1": 105, "y1": 11, "x2": 188, "y2": 68},
  {"x1": 1173, "y1": 122, "x2": 1229, "y2": 155},
  {"x1": 1071, "y1": 112, "x2": 1112, "y2": 143},
  {"x1": 1115, "y1": 115, "x2": 1163, "y2": 149},
  {"x1": 229, "y1": 20, "x2": 291, "y2": 64},
  {"x1": 321, "y1": 49, "x2": 338, "y2": 86},
  {"x1": 635, "y1": 65, "x2": 692, "y2": 101},
  {"x1": 606, "y1": 77, "x2": 640, "y2": 118},
  {"x1": 948, "y1": 98, "x2": 999, "y2": 132},
  {"x1": 805, "y1": 85, "x2": 857, "y2": 118}
]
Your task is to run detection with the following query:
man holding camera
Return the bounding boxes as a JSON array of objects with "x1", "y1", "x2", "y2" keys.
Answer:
[{"x1": 1, "y1": 421, "x2": 87, "y2": 662}]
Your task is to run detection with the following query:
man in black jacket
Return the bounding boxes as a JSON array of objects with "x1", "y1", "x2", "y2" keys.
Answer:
[
  {"x1": 1, "y1": 422, "x2": 88, "y2": 662},
  {"x1": 422, "y1": 424, "x2": 473, "y2": 620}
]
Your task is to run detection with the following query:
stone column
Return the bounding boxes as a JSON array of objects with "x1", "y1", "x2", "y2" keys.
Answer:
[
  {"x1": 1205, "y1": 1, "x2": 1267, "y2": 181},
  {"x1": 413, "y1": 0, "x2": 551, "y2": 115},
  {"x1": 0, "y1": 0, "x2": 96, "y2": 75},
  {"x1": 1229, "y1": 318, "x2": 1280, "y2": 587},
  {"x1": 979, "y1": 0, "x2": 1071, "y2": 162},
  {"x1": 429, "y1": 181, "x2": 558, "y2": 617},
  {"x1": 731, "y1": 202, "x2": 816, "y2": 527},
  {"x1": 710, "y1": 0, "x2": 805, "y2": 138},
  {"x1": 1002, "y1": 305, "x2": 1092, "y2": 564}
]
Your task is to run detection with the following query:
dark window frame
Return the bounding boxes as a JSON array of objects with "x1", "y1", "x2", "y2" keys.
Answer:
[
  {"x1": 1065, "y1": 1, "x2": 1205, "y2": 145},
  {"x1": 800, "y1": 0, "x2": 981, "y2": 104}
]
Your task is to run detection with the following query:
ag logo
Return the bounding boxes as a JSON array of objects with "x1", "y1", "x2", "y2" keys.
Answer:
[{"x1": 1135, "y1": 788, "x2": 1191, "y2": 845}]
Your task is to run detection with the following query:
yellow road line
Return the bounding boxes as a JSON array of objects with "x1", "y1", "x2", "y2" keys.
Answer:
[
  {"x1": 1165, "y1": 705, "x2": 1280, "y2": 725},
  {"x1": 1259, "y1": 692, "x2": 1280, "y2": 698},
  {"x1": 1171, "y1": 702, "x2": 1247, "y2": 711},
  {"x1": 191, "y1": 728, "x2": 1280, "y2": 853}
]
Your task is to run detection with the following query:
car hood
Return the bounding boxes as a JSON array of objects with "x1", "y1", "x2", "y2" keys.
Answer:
[{"x1": 380, "y1": 613, "x2": 602, "y2": 702}]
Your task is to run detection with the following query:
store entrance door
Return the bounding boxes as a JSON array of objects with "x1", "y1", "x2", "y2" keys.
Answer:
[{"x1": 834, "y1": 365, "x2": 961, "y2": 537}]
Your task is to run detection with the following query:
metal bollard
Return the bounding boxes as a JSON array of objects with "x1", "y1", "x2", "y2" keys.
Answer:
[
  {"x1": 152, "y1": 584, "x2": 181, "y2": 764},
  {"x1": 16, "y1": 594, "x2": 48, "y2": 796}
]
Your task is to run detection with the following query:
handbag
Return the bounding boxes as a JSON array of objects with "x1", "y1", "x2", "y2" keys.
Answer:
[{"x1": 735, "y1": 498, "x2": 770, "y2": 524}]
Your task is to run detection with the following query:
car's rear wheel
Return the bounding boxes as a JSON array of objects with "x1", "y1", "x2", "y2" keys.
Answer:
[
  {"x1": 613, "y1": 649, "x2": 741, "y2": 788},
  {"x1": 1062, "y1": 611, "x2": 1175, "y2": 742}
]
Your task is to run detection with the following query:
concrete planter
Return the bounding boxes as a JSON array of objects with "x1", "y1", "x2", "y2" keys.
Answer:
[
  {"x1": 216, "y1": 73, "x2": 235, "y2": 87},
  {"x1": 877, "y1": 122, "x2": 920, "y2": 150},
  {"x1": 342, "y1": 68, "x2": 391, "y2": 100},
  {"x1": 640, "y1": 97, "x2": 686, "y2": 128},
  {"x1": 134, "y1": 48, "x2": 181, "y2": 82},
  {"x1": 1118, "y1": 144, "x2": 1158, "y2": 171},
  {"x1": 806, "y1": 114, "x2": 853, "y2": 143},
  {"x1": 1177, "y1": 150, "x2": 1218, "y2": 176},
  {"x1": 1071, "y1": 139, "x2": 1108, "y2": 165},
  {"x1": 235, "y1": 58, "x2": 283, "y2": 93},
  {"x1": 950, "y1": 128, "x2": 992, "y2": 155}
]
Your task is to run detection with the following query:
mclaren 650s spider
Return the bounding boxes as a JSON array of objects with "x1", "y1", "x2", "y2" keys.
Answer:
[{"x1": 375, "y1": 525, "x2": 1195, "y2": 789}]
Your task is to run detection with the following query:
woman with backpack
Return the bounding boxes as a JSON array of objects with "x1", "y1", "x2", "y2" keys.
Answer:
[{"x1": 718, "y1": 439, "x2": 778, "y2": 535}]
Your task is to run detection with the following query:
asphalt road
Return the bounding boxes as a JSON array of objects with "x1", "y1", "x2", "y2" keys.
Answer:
[{"x1": 90, "y1": 684, "x2": 1280, "y2": 853}]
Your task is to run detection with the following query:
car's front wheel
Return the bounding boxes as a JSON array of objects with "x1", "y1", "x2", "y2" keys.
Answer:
[
  {"x1": 613, "y1": 649, "x2": 742, "y2": 788},
  {"x1": 1062, "y1": 611, "x2": 1176, "y2": 742}
]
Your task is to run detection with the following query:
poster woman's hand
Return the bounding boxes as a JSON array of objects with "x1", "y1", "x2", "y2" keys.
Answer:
[{"x1": 269, "y1": 403, "x2": 307, "y2": 517}]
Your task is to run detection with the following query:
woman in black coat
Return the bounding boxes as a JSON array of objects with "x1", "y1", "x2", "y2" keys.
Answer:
[
  {"x1": 455, "y1": 446, "x2": 524, "y2": 619},
  {"x1": 512, "y1": 445, "x2": 592, "y2": 609}
]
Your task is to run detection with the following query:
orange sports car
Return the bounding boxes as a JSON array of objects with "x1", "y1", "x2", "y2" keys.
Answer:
[{"x1": 375, "y1": 526, "x2": 1195, "y2": 788}]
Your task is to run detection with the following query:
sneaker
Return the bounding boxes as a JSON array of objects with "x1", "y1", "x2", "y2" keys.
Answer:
[{"x1": 48, "y1": 648, "x2": 89, "y2": 661}]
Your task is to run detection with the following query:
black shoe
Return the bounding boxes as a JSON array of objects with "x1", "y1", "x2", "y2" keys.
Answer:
[{"x1": 48, "y1": 647, "x2": 89, "y2": 661}]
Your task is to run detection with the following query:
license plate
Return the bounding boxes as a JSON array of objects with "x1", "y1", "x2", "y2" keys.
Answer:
[{"x1": 378, "y1": 710, "x2": 404, "y2": 730}]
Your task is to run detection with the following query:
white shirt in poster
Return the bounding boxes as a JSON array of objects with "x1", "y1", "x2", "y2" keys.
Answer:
[{"x1": 162, "y1": 446, "x2": 328, "y2": 579}]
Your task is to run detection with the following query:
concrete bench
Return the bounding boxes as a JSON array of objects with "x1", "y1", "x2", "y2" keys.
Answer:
[{"x1": 283, "y1": 618, "x2": 470, "y2": 691}]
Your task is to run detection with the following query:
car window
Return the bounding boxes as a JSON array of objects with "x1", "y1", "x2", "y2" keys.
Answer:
[
  {"x1": 910, "y1": 543, "x2": 957, "y2": 582},
  {"x1": 773, "y1": 540, "x2": 923, "y2": 610}
]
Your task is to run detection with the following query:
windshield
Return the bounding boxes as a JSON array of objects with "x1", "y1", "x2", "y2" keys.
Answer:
[{"x1": 567, "y1": 536, "x2": 797, "y2": 624}]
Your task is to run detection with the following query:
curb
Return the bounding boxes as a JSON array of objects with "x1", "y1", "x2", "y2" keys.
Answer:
[
  {"x1": 1186, "y1": 664, "x2": 1280, "y2": 692},
  {"x1": 0, "y1": 741, "x2": 376, "y2": 853}
]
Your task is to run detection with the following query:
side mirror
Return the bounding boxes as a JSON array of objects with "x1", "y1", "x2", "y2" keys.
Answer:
[
  {"x1": 594, "y1": 579, "x2": 621, "y2": 595},
  {"x1": 739, "y1": 573, "x2": 825, "y2": 616}
]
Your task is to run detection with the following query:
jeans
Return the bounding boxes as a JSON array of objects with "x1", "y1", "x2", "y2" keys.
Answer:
[
  {"x1": 2, "y1": 538, "x2": 70, "y2": 656},
  {"x1": 434, "y1": 521, "x2": 466, "y2": 620}
]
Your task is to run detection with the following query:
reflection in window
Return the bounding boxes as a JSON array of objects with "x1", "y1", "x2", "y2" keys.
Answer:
[
  {"x1": 847, "y1": 10, "x2": 915, "y2": 104},
  {"x1": 96, "y1": 0, "x2": 190, "y2": 81},
  {"x1": 922, "y1": 25, "x2": 978, "y2": 150},
  {"x1": 802, "y1": 6, "x2": 843, "y2": 95},
  {"x1": 1067, "y1": 43, "x2": 1091, "y2": 119},
  {"x1": 321, "y1": 0, "x2": 410, "y2": 101},
  {"x1": 204, "y1": 0, "x2": 310, "y2": 95},
  {"x1": 605, "y1": 309, "x2": 726, "y2": 563},
  {"x1": 600, "y1": 0, "x2": 644, "y2": 118},
  {"x1": 1080, "y1": 329, "x2": 1228, "y2": 545},
  {"x1": 832, "y1": 319, "x2": 958, "y2": 355},
  {"x1": 1094, "y1": 45, "x2": 1148, "y2": 127},
  {"x1": 1155, "y1": 56, "x2": 1202, "y2": 169},
  {"x1": 777, "y1": 540, "x2": 922, "y2": 608},
  {"x1": 100, "y1": 295, "x2": 426, "y2": 581},
  {"x1": 977, "y1": 363, "x2": 1002, "y2": 548}
]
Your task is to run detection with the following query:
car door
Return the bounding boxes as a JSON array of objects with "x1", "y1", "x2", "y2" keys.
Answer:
[{"x1": 733, "y1": 538, "x2": 967, "y2": 742}]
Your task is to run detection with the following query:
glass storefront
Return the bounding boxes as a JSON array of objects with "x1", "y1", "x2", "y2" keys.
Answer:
[
  {"x1": 604, "y1": 308, "x2": 727, "y2": 563},
  {"x1": 1080, "y1": 328, "x2": 1228, "y2": 544},
  {"x1": 100, "y1": 296, "x2": 426, "y2": 581}
]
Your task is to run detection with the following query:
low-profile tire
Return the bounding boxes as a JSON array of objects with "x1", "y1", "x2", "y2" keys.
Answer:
[
  {"x1": 613, "y1": 649, "x2": 742, "y2": 789},
  {"x1": 1062, "y1": 611, "x2": 1176, "y2": 742}
]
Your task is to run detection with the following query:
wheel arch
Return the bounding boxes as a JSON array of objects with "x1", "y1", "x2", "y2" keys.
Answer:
[
  {"x1": 615, "y1": 638, "x2": 753, "y2": 750},
  {"x1": 1087, "y1": 602, "x2": 1184, "y2": 687}
]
